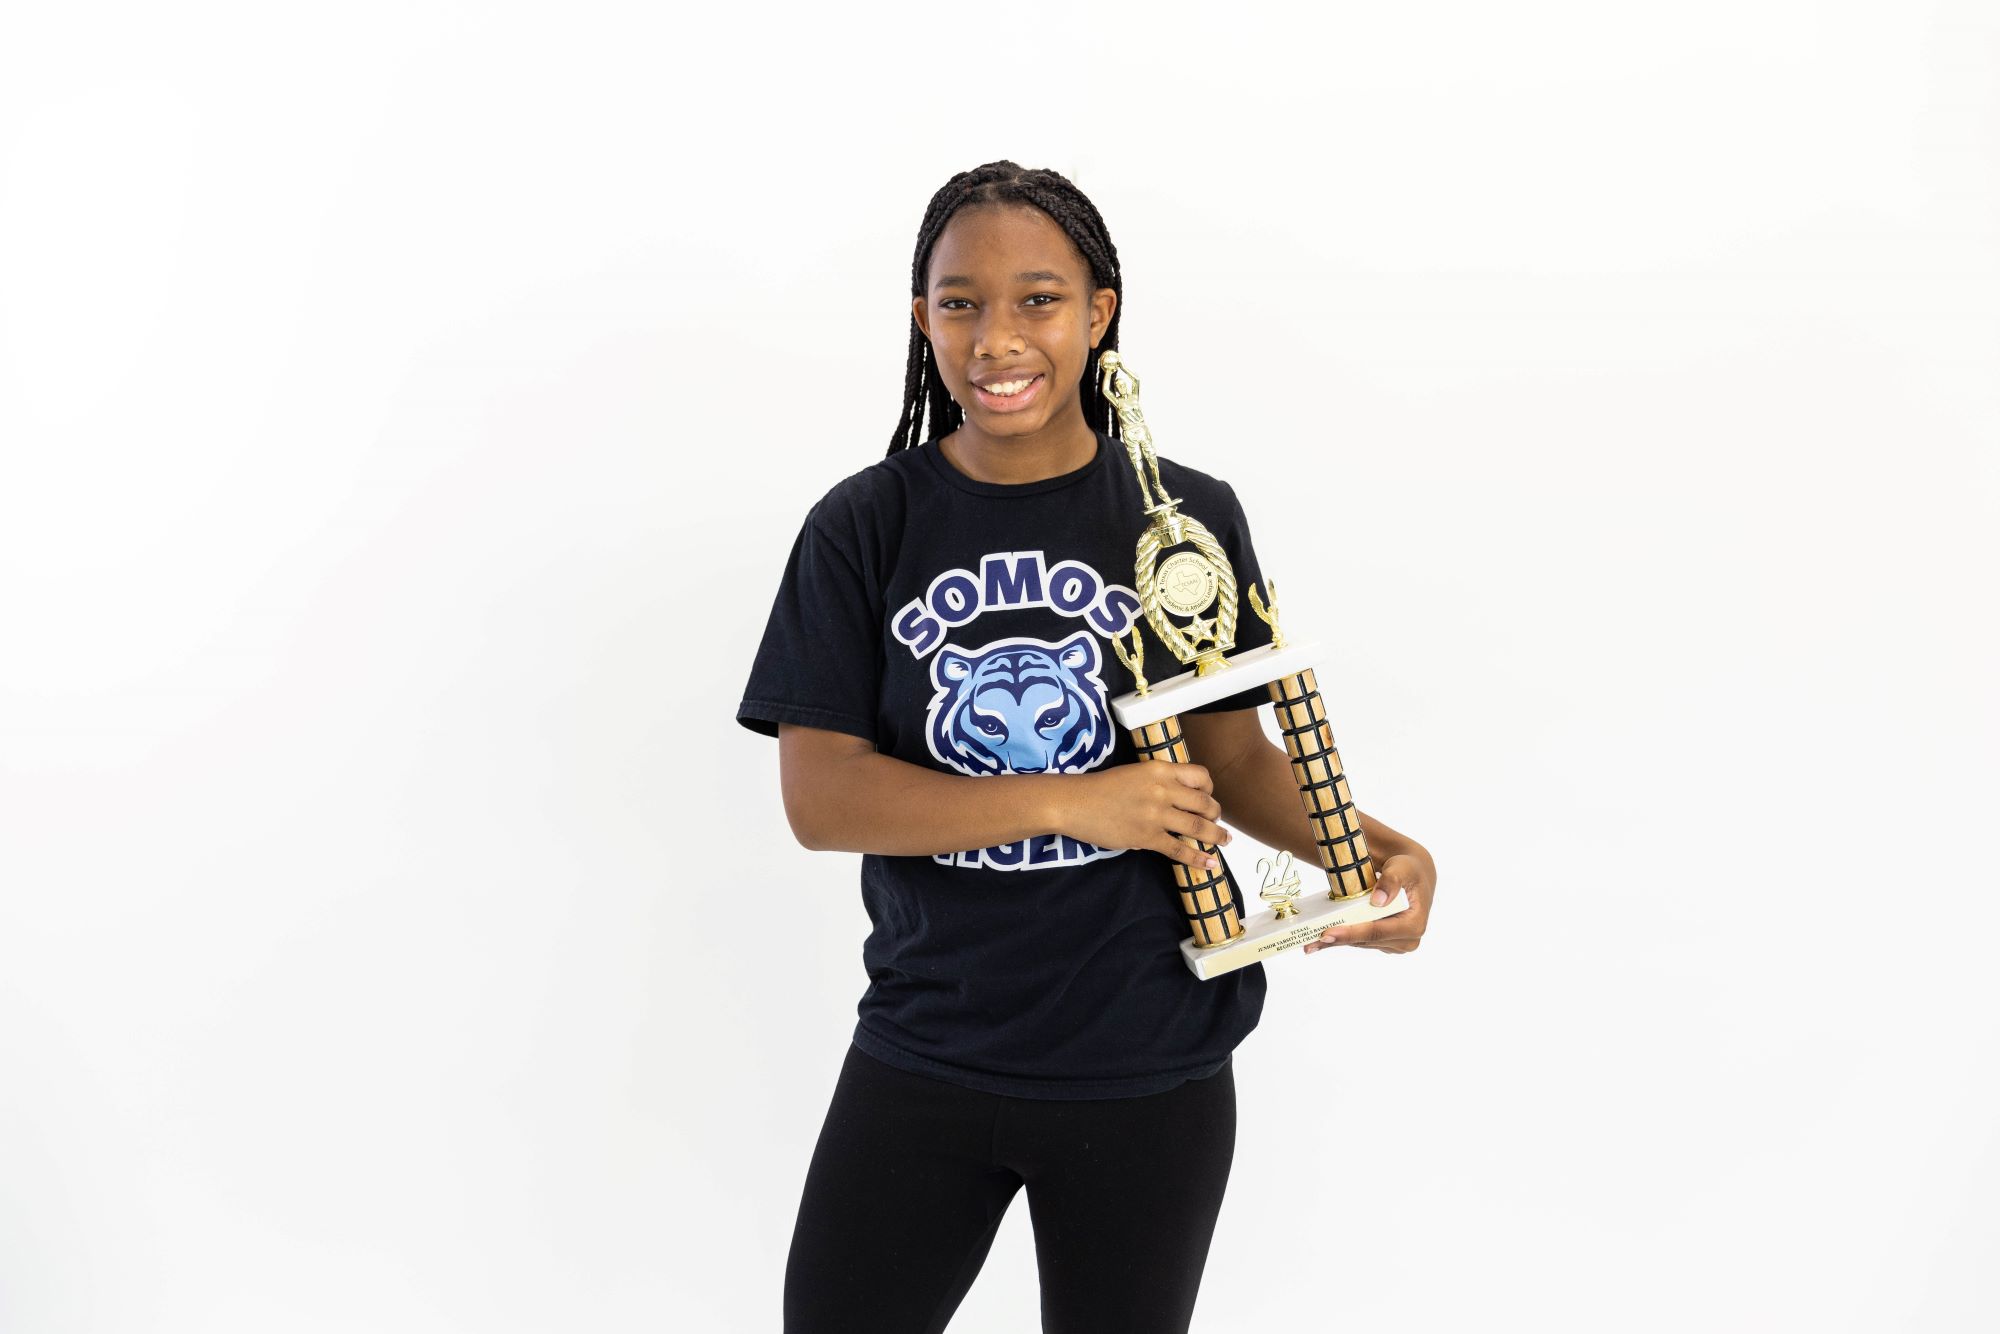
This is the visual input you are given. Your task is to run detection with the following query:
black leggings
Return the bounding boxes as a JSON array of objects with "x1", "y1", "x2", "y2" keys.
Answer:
[{"x1": 784, "y1": 1043, "x2": 1237, "y2": 1334}]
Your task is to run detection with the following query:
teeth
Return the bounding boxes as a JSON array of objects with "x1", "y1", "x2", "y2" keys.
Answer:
[{"x1": 981, "y1": 376, "x2": 1036, "y2": 396}]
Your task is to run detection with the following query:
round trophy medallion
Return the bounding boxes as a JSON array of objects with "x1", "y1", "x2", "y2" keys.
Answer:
[{"x1": 1156, "y1": 551, "x2": 1220, "y2": 617}]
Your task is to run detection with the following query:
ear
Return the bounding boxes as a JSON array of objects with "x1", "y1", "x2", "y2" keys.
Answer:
[
  {"x1": 1056, "y1": 632, "x2": 1099, "y2": 676},
  {"x1": 1089, "y1": 287, "x2": 1116, "y2": 347},
  {"x1": 912, "y1": 293, "x2": 931, "y2": 340},
  {"x1": 935, "y1": 648, "x2": 973, "y2": 686}
]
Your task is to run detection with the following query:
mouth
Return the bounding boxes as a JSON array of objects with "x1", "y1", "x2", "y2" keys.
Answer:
[{"x1": 972, "y1": 372, "x2": 1045, "y2": 413}]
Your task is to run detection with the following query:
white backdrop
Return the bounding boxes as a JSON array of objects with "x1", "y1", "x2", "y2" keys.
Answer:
[{"x1": 2, "y1": 3, "x2": 1994, "y2": 1331}]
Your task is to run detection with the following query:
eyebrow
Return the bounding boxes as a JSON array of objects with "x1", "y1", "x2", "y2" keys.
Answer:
[{"x1": 932, "y1": 270, "x2": 1072, "y2": 291}]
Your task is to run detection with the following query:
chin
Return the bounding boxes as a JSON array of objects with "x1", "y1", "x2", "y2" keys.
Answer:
[{"x1": 981, "y1": 413, "x2": 1045, "y2": 432}]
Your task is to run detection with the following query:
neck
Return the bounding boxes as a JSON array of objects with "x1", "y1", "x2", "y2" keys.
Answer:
[{"x1": 939, "y1": 417, "x2": 1099, "y2": 486}]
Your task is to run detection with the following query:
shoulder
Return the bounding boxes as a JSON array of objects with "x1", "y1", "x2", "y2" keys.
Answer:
[
  {"x1": 801, "y1": 448, "x2": 926, "y2": 544},
  {"x1": 1151, "y1": 451, "x2": 1245, "y2": 518}
]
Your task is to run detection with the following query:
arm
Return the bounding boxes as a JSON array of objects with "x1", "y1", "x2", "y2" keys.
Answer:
[
  {"x1": 1181, "y1": 707, "x2": 1433, "y2": 876},
  {"x1": 775, "y1": 722, "x2": 1230, "y2": 872},
  {"x1": 778, "y1": 723, "x2": 1063, "y2": 855},
  {"x1": 1181, "y1": 708, "x2": 1437, "y2": 953}
]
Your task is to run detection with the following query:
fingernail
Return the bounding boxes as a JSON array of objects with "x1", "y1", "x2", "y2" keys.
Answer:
[
  {"x1": 1303, "y1": 944, "x2": 1317, "y2": 955},
  {"x1": 1371, "y1": 888, "x2": 1389, "y2": 906},
  {"x1": 1206, "y1": 856, "x2": 1220, "y2": 869}
]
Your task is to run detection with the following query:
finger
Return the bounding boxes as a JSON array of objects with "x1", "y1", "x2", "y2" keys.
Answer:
[
  {"x1": 1168, "y1": 787, "x2": 1224, "y2": 824},
  {"x1": 1159, "y1": 834, "x2": 1220, "y2": 872},
  {"x1": 1308, "y1": 916, "x2": 1419, "y2": 952},
  {"x1": 1332, "y1": 917, "x2": 1409, "y2": 947},
  {"x1": 1166, "y1": 812, "x2": 1231, "y2": 849},
  {"x1": 1168, "y1": 763, "x2": 1213, "y2": 793},
  {"x1": 1367, "y1": 862, "x2": 1410, "y2": 908},
  {"x1": 1376, "y1": 870, "x2": 1431, "y2": 913}
]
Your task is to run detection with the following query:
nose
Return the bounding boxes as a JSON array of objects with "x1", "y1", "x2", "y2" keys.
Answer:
[{"x1": 973, "y1": 306, "x2": 1026, "y2": 360}]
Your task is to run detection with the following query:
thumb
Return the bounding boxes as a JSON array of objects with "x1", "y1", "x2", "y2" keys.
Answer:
[{"x1": 1369, "y1": 858, "x2": 1406, "y2": 907}]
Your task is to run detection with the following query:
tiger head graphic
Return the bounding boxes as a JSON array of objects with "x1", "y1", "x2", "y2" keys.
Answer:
[{"x1": 925, "y1": 632, "x2": 1115, "y2": 778}]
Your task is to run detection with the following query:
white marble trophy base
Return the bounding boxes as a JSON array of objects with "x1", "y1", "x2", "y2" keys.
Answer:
[
  {"x1": 1108, "y1": 640, "x2": 1327, "y2": 729},
  {"x1": 1180, "y1": 887, "x2": 1411, "y2": 980}
]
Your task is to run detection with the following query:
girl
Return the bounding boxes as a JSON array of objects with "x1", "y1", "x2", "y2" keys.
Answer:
[{"x1": 737, "y1": 160, "x2": 1437, "y2": 1333}]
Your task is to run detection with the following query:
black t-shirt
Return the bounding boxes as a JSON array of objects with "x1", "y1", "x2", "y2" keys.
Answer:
[{"x1": 736, "y1": 428, "x2": 1276, "y2": 1098}]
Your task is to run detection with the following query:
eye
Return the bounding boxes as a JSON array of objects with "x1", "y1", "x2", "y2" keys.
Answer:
[
  {"x1": 1024, "y1": 294, "x2": 1059, "y2": 306},
  {"x1": 940, "y1": 298, "x2": 972, "y2": 310},
  {"x1": 978, "y1": 718, "x2": 1004, "y2": 735},
  {"x1": 1036, "y1": 707, "x2": 1065, "y2": 731}
]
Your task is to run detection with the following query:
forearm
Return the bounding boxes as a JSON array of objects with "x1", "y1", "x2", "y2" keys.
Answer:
[
  {"x1": 1209, "y1": 738, "x2": 1323, "y2": 864},
  {"x1": 1213, "y1": 739, "x2": 1434, "y2": 881},
  {"x1": 791, "y1": 748, "x2": 1067, "y2": 857}
]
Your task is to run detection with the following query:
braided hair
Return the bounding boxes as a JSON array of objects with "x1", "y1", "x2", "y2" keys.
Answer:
[{"x1": 888, "y1": 160, "x2": 1125, "y2": 457}]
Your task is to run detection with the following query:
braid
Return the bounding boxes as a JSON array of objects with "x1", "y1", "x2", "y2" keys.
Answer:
[{"x1": 887, "y1": 161, "x2": 1125, "y2": 457}]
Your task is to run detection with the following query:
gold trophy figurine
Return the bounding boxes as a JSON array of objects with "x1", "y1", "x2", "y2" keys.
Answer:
[{"x1": 1098, "y1": 351, "x2": 1410, "y2": 981}]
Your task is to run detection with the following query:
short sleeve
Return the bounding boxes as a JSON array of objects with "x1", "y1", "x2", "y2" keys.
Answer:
[
  {"x1": 1184, "y1": 483, "x2": 1279, "y2": 715},
  {"x1": 735, "y1": 504, "x2": 883, "y2": 744}
]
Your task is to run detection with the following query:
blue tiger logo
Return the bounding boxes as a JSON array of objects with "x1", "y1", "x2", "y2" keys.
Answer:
[{"x1": 925, "y1": 632, "x2": 1115, "y2": 778}]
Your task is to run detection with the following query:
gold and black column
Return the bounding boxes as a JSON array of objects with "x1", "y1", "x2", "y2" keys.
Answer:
[
  {"x1": 1128, "y1": 714, "x2": 1243, "y2": 948},
  {"x1": 1266, "y1": 667, "x2": 1375, "y2": 901}
]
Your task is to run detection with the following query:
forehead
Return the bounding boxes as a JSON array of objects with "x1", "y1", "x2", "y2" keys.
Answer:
[{"x1": 927, "y1": 205, "x2": 1089, "y2": 289}]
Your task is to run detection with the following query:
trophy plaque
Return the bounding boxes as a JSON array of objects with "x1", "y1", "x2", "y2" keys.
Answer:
[{"x1": 1097, "y1": 351, "x2": 1410, "y2": 981}]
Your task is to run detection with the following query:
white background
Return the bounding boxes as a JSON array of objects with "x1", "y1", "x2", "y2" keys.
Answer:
[{"x1": 2, "y1": 2, "x2": 1994, "y2": 1330}]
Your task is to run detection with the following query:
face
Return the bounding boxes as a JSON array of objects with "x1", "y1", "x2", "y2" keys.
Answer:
[{"x1": 911, "y1": 205, "x2": 1117, "y2": 446}]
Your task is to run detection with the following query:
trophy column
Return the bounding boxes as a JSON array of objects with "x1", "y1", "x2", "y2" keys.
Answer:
[
  {"x1": 1267, "y1": 667, "x2": 1376, "y2": 902},
  {"x1": 1128, "y1": 714, "x2": 1243, "y2": 949}
]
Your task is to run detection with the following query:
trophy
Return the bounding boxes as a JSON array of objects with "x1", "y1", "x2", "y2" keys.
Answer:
[{"x1": 1098, "y1": 351, "x2": 1411, "y2": 980}]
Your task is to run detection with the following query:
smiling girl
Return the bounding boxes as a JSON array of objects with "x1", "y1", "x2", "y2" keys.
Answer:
[{"x1": 737, "y1": 160, "x2": 1437, "y2": 1333}]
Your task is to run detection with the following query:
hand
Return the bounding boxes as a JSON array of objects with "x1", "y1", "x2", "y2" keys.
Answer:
[
  {"x1": 1061, "y1": 762, "x2": 1233, "y2": 874},
  {"x1": 1302, "y1": 853, "x2": 1432, "y2": 955}
]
